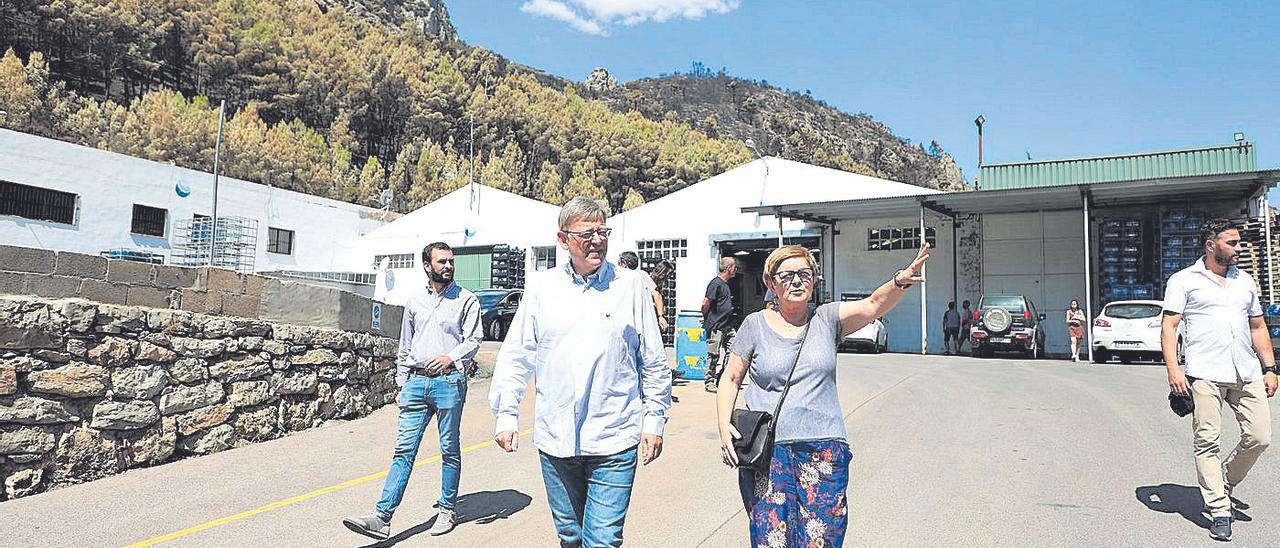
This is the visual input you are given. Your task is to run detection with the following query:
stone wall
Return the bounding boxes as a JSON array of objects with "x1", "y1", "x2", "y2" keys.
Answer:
[
  {"x1": 0, "y1": 245, "x2": 403, "y2": 339},
  {"x1": 0, "y1": 296, "x2": 400, "y2": 501}
]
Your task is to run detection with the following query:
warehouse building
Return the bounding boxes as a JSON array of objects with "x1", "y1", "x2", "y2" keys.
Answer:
[
  {"x1": 0, "y1": 129, "x2": 389, "y2": 274},
  {"x1": 608, "y1": 157, "x2": 939, "y2": 318},
  {"x1": 750, "y1": 142, "x2": 1280, "y2": 357},
  {"x1": 343, "y1": 182, "x2": 566, "y2": 305}
]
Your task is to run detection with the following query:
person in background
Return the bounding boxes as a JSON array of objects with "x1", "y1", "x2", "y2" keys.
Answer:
[
  {"x1": 702, "y1": 257, "x2": 737, "y2": 392},
  {"x1": 618, "y1": 251, "x2": 640, "y2": 270},
  {"x1": 648, "y1": 260, "x2": 674, "y2": 333},
  {"x1": 1066, "y1": 299, "x2": 1086, "y2": 362},
  {"x1": 960, "y1": 299, "x2": 974, "y2": 354},
  {"x1": 717, "y1": 244, "x2": 930, "y2": 546},
  {"x1": 942, "y1": 301, "x2": 961, "y2": 355}
]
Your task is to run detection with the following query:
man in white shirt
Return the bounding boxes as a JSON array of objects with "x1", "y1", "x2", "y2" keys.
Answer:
[
  {"x1": 1162, "y1": 218, "x2": 1277, "y2": 542},
  {"x1": 489, "y1": 197, "x2": 671, "y2": 547}
]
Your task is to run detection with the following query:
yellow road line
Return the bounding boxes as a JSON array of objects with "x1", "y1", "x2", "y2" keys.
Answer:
[{"x1": 126, "y1": 427, "x2": 535, "y2": 547}]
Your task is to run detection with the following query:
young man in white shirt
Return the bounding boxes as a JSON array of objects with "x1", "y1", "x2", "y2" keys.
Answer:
[
  {"x1": 1162, "y1": 218, "x2": 1278, "y2": 542},
  {"x1": 489, "y1": 197, "x2": 671, "y2": 547}
]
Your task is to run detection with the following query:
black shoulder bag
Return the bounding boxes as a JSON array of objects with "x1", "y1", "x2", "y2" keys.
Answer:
[{"x1": 730, "y1": 322, "x2": 810, "y2": 471}]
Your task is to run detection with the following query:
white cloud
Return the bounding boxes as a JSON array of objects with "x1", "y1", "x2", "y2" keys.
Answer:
[
  {"x1": 521, "y1": 0, "x2": 739, "y2": 36},
  {"x1": 521, "y1": 0, "x2": 607, "y2": 35}
]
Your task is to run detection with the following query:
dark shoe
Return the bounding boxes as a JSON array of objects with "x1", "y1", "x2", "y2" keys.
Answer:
[
  {"x1": 1209, "y1": 516, "x2": 1232, "y2": 541},
  {"x1": 343, "y1": 513, "x2": 390, "y2": 540}
]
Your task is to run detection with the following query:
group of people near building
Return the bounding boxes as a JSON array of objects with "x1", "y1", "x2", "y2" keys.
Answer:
[
  {"x1": 339, "y1": 198, "x2": 1275, "y2": 545},
  {"x1": 338, "y1": 195, "x2": 929, "y2": 546}
]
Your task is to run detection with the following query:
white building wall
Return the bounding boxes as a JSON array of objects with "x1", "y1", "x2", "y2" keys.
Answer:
[
  {"x1": 0, "y1": 129, "x2": 387, "y2": 272},
  {"x1": 982, "y1": 210, "x2": 1085, "y2": 356},
  {"x1": 346, "y1": 184, "x2": 567, "y2": 305},
  {"x1": 829, "y1": 213, "x2": 958, "y2": 355},
  {"x1": 609, "y1": 158, "x2": 938, "y2": 312}
]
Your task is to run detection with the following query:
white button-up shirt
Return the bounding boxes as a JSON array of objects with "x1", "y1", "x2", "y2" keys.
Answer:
[
  {"x1": 1163, "y1": 257, "x2": 1264, "y2": 383},
  {"x1": 489, "y1": 261, "x2": 671, "y2": 458}
]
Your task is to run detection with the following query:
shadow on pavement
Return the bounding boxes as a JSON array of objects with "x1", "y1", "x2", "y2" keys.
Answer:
[
  {"x1": 1134, "y1": 483, "x2": 1252, "y2": 529},
  {"x1": 361, "y1": 489, "x2": 533, "y2": 547}
]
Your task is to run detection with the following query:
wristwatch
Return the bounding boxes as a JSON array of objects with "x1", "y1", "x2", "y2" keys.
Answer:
[
  {"x1": 1263, "y1": 365, "x2": 1278, "y2": 375},
  {"x1": 891, "y1": 270, "x2": 910, "y2": 290}
]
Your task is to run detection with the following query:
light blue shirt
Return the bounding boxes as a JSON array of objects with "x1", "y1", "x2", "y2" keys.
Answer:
[
  {"x1": 396, "y1": 282, "x2": 482, "y2": 386},
  {"x1": 489, "y1": 261, "x2": 672, "y2": 458}
]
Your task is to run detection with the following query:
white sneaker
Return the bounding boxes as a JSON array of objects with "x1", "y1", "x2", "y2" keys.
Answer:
[{"x1": 429, "y1": 508, "x2": 456, "y2": 536}]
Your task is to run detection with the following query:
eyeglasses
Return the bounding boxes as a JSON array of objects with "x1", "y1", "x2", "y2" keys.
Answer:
[
  {"x1": 772, "y1": 269, "x2": 815, "y2": 285},
  {"x1": 561, "y1": 228, "x2": 613, "y2": 241}
]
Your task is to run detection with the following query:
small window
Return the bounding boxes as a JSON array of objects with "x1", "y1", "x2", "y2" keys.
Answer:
[
  {"x1": 0, "y1": 180, "x2": 77, "y2": 224},
  {"x1": 268, "y1": 227, "x2": 294, "y2": 255},
  {"x1": 867, "y1": 226, "x2": 936, "y2": 251},
  {"x1": 533, "y1": 246, "x2": 557, "y2": 271},
  {"x1": 373, "y1": 253, "x2": 413, "y2": 269},
  {"x1": 131, "y1": 204, "x2": 168, "y2": 237}
]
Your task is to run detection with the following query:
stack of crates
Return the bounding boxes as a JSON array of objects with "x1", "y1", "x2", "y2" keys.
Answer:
[
  {"x1": 491, "y1": 245, "x2": 526, "y2": 289},
  {"x1": 1100, "y1": 218, "x2": 1152, "y2": 302},
  {"x1": 1159, "y1": 207, "x2": 1205, "y2": 285},
  {"x1": 1268, "y1": 304, "x2": 1280, "y2": 364},
  {"x1": 1236, "y1": 217, "x2": 1276, "y2": 303}
]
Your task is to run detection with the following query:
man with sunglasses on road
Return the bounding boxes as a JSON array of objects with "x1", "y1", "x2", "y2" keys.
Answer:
[
  {"x1": 1162, "y1": 218, "x2": 1276, "y2": 542},
  {"x1": 489, "y1": 197, "x2": 671, "y2": 547}
]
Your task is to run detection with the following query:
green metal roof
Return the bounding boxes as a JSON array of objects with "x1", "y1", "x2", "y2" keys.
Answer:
[{"x1": 978, "y1": 143, "x2": 1257, "y2": 190}]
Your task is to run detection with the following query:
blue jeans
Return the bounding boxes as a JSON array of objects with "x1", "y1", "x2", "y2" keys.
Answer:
[
  {"x1": 375, "y1": 370, "x2": 467, "y2": 520},
  {"x1": 538, "y1": 446, "x2": 638, "y2": 548}
]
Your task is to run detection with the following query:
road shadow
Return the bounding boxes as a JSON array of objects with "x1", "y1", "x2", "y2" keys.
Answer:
[
  {"x1": 360, "y1": 489, "x2": 533, "y2": 547},
  {"x1": 1135, "y1": 484, "x2": 1253, "y2": 530}
]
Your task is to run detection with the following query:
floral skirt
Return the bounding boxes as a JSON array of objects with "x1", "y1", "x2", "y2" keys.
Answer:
[{"x1": 738, "y1": 439, "x2": 851, "y2": 548}]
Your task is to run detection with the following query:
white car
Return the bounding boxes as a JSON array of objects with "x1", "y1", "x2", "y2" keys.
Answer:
[
  {"x1": 1091, "y1": 300, "x2": 1176, "y2": 364},
  {"x1": 840, "y1": 317, "x2": 888, "y2": 353}
]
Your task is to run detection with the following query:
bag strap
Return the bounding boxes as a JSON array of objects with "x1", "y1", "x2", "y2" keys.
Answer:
[{"x1": 769, "y1": 317, "x2": 812, "y2": 420}]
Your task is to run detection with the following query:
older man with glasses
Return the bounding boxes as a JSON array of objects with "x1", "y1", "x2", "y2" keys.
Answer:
[{"x1": 489, "y1": 197, "x2": 671, "y2": 547}]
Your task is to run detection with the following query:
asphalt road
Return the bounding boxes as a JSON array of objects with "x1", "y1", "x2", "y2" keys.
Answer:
[{"x1": 4, "y1": 346, "x2": 1279, "y2": 547}]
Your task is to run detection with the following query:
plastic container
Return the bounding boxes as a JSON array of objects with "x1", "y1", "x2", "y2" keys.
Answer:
[{"x1": 674, "y1": 311, "x2": 709, "y2": 380}]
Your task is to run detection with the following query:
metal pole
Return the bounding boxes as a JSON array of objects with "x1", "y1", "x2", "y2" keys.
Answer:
[
  {"x1": 1264, "y1": 193, "x2": 1274, "y2": 304},
  {"x1": 209, "y1": 99, "x2": 226, "y2": 267},
  {"x1": 777, "y1": 210, "x2": 785, "y2": 247},
  {"x1": 1082, "y1": 192, "x2": 1094, "y2": 363},
  {"x1": 469, "y1": 113, "x2": 475, "y2": 211},
  {"x1": 920, "y1": 203, "x2": 928, "y2": 355}
]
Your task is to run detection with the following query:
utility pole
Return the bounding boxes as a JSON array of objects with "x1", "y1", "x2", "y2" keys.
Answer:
[{"x1": 209, "y1": 100, "x2": 226, "y2": 266}]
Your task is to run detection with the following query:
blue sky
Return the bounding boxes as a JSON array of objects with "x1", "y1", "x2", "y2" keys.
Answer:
[{"x1": 450, "y1": 1, "x2": 1280, "y2": 198}]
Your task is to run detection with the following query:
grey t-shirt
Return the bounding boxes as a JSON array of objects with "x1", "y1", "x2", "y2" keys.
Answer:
[{"x1": 730, "y1": 302, "x2": 845, "y2": 443}]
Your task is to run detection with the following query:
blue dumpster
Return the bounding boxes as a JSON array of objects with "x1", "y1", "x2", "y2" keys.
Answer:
[{"x1": 675, "y1": 310, "x2": 708, "y2": 380}]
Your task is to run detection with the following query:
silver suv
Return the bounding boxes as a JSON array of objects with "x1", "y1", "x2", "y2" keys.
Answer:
[{"x1": 969, "y1": 295, "x2": 1047, "y2": 359}]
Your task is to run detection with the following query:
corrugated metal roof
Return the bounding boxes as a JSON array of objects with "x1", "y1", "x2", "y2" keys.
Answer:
[{"x1": 978, "y1": 143, "x2": 1257, "y2": 190}]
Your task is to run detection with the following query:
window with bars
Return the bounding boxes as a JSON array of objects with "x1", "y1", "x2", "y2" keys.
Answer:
[
  {"x1": 867, "y1": 227, "x2": 936, "y2": 251},
  {"x1": 533, "y1": 246, "x2": 557, "y2": 271},
  {"x1": 267, "y1": 227, "x2": 294, "y2": 255},
  {"x1": 0, "y1": 180, "x2": 77, "y2": 224},
  {"x1": 373, "y1": 253, "x2": 414, "y2": 269},
  {"x1": 636, "y1": 238, "x2": 687, "y2": 261},
  {"x1": 131, "y1": 204, "x2": 168, "y2": 237}
]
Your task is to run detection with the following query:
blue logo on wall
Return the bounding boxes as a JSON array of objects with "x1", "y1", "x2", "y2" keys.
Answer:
[{"x1": 175, "y1": 181, "x2": 191, "y2": 197}]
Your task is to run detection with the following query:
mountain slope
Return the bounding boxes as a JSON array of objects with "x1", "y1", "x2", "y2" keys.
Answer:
[{"x1": 585, "y1": 69, "x2": 965, "y2": 191}]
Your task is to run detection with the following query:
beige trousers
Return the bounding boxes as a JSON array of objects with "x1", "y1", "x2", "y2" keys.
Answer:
[{"x1": 1191, "y1": 378, "x2": 1272, "y2": 517}]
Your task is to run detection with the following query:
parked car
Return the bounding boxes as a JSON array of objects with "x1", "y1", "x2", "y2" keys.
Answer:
[
  {"x1": 1091, "y1": 300, "x2": 1178, "y2": 364},
  {"x1": 476, "y1": 289, "x2": 522, "y2": 341},
  {"x1": 837, "y1": 291, "x2": 888, "y2": 353},
  {"x1": 969, "y1": 295, "x2": 1046, "y2": 358},
  {"x1": 841, "y1": 317, "x2": 889, "y2": 353}
]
